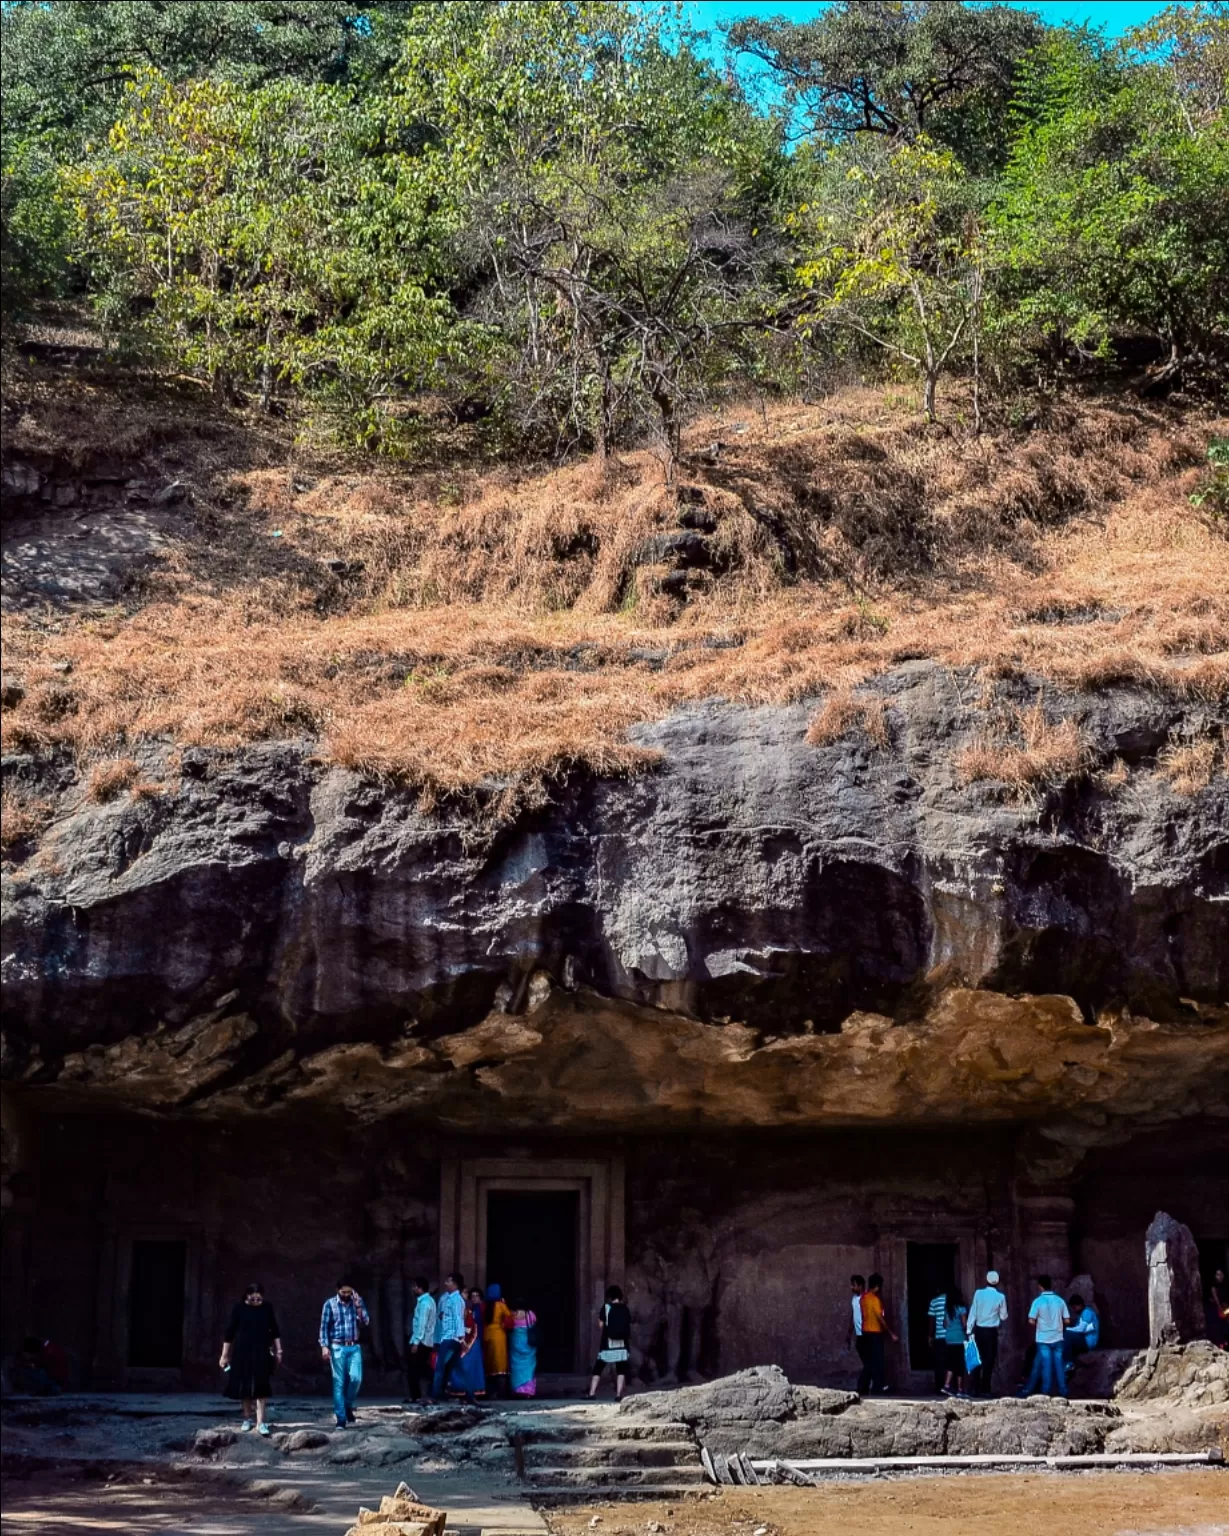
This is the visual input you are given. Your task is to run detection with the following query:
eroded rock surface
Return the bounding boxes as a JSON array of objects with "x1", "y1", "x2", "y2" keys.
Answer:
[
  {"x1": 625, "y1": 1365, "x2": 1133, "y2": 1458},
  {"x1": 3, "y1": 664, "x2": 1226, "y2": 1144}
]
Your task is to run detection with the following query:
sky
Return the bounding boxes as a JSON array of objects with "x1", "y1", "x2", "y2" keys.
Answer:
[{"x1": 683, "y1": 1, "x2": 1179, "y2": 38}]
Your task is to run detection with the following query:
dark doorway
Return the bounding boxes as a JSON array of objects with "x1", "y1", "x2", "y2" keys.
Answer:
[
  {"x1": 127, "y1": 1240, "x2": 186, "y2": 1367},
  {"x1": 906, "y1": 1242, "x2": 957, "y2": 1370},
  {"x1": 1197, "y1": 1237, "x2": 1228, "y2": 1292},
  {"x1": 486, "y1": 1191, "x2": 579, "y2": 1372}
]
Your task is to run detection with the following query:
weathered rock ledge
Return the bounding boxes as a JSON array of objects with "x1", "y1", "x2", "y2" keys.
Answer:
[{"x1": 3, "y1": 663, "x2": 1226, "y2": 1144}]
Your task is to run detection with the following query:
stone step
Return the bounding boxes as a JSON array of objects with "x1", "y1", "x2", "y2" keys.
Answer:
[
  {"x1": 516, "y1": 1421, "x2": 693, "y2": 1446},
  {"x1": 524, "y1": 1465, "x2": 706, "y2": 1489},
  {"x1": 521, "y1": 1441, "x2": 697, "y2": 1468}
]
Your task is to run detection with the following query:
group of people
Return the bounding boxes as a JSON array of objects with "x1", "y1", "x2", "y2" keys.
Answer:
[
  {"x1": 848, "y1": 1270, "x2": 1102, "y2": 1400},
  {"x1": 219, "y1": 1275, "x2": 631, "y2": 1431},
  {"x1": 404, "y1": 1274, "x2": 538, "y2": 1411}
]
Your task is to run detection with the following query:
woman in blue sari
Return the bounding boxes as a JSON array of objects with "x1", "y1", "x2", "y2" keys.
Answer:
[
  {"x1": 451, "y1": 1289, "x2": 486, "y2": 1399},
  {"x1": 506, "y1": 1296, "x2": 538, "y2": 1397}
]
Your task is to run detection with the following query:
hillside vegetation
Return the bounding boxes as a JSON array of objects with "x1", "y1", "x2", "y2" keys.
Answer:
[{"x1": 2, "y1": 2, "x2": 1227, "y2": 824}]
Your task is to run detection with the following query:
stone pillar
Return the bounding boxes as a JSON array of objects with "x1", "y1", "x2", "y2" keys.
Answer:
[{"x1": 1145, "y1": 1211, "x2": 1204, "y2": 1345}]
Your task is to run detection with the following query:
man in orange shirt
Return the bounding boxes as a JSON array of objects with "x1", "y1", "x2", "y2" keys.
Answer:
[{"x1": 859, "y1": 1272, "x2": 898, "y2": 1395}]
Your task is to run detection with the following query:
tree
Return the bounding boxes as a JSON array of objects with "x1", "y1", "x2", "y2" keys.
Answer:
[
  {"x1": 0, "y1": 1, "x2": 418, "y2": 323},
  {"x1": 397, "y1": 1, "x2": 786, "y2": 463},
  {"x1": 993, "y1": 29, "x2": 1229, "y2": 369},
  {"x1": 725, "y1": 0, "x2": 1044, "y2": 172},
  {"x1": 793, "y1": 137, "x2": 987, "y2": 422},
  {"x1": 70, "y1": 68, "x2": 458, "y2": 447}
]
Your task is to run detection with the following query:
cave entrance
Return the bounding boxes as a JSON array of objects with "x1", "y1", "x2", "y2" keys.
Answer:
[
  {"x1": 906, "y1": 1241, "x2": 957, "y2": 1371},
  {"x1": 440, "y1": 1154, "x2": 624, "y2": 1384},
  {"x1": 127, "y1": 1240, "x2": 186, "y2": 1368},
  {"x1": 486, "y1": 1190, "x2": 579, "y2": 1373}
]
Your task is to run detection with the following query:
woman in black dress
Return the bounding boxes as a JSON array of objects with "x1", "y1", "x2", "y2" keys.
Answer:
[{"x1": 219, "y1": 1282, "x2": 282, "y2": 1435}]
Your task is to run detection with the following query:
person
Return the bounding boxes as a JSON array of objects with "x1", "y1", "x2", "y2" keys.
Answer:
[
  {"x1": 483, "y1": 1284, "x2": 512, "y2": 1398},
  {"x1": 927, "y1": 1288, "x2": 948, "y2": 1394},
  {"x1": 432, "y1": 1273, "x2": 477, "y2": 1405},
  {"x1": 1063, "y1": 1292, "x2": 1100, "y2": 1376},
  {"x1": 859, "y1": 1273, "x2": 897, "y2": 1395},
  {"x1": 319, "y1": 1278, "x2": 369, "y2": 1428},
  {"x1": 220, "y1": 1282, "x2": 282, "y2": 1435},
  {"x1": 939, "y1": 1288, "x2": 969, "y2": 1398},
  {"x1": 966, "y1": 1270, "x2": 1009, "y2": 1396},
  {"x1": 848, "y1": 1276, "x2": 868, "y2": 1391},
  {"x1": 13, "y1": 1336, "x2": 65, "y2": 1396},
  {"x1": 406, "y1": 1277, "x2": 437, "y2": 1405},
  {"x1": 1018, "y1": 1275, "x2": 1069, "y2": 1398},
  {"x1": 505, "y1": 1296, "x2": 538, "y2": 1398},
  {"x1": 1206, "y1": 1268, "x2": 1228, "y2": 1350},
  {"x1": 589, "y1": 1284, "x2": 631, "y2": 1400},
  {"x1": 449, "y1": 1288, "x2": 487, "y2": 1400}
]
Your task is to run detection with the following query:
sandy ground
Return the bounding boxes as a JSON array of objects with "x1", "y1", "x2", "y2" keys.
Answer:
[
  {"x1": 5, "y1": 1467, "x2": 1226, "y2": 1536},
  {"x1": 548, "y1": 1473, "x2": 1229, "y2": 1536}
]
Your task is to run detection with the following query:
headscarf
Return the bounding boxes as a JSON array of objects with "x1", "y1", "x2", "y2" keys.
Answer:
[{"x1": 486, "y1": 1283, "x2": 502, "y2": 1302}]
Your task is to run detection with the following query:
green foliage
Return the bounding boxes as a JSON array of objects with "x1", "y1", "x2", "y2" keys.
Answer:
[
  {"x1": 0, "y1": 1, "x2": 417, "y2": 323},
  {"x1": 1190, "y1": 438, "x2": 1229, "y2": 521},
  {"x1": 70, "y1": 69, "x2": 458, "y2": 450},
  {"x1": 794, "y1": 137, "x2": 989, "y2": 420},
  {"x1": 396, "y1": 1, "x2": 787, "y2": 458},
  {"x1": 2, "y1": 0, "x2": 1227, "y2": 449},
  {"x1": 993, "y1": 26, "x2": 1229, "y2": 359},
  {"x1": 727, "y1": 0, "x2": 1044, "y2": 173}
]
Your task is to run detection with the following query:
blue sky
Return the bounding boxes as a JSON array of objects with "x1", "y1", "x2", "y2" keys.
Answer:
[{"x1": 683, "y1": 1, "x2": 1177, "y2": 38}]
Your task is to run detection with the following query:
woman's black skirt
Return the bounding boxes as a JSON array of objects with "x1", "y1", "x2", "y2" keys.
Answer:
[{"x1": 225, "y1": 1354, "x2": 274, "y2": 1400}]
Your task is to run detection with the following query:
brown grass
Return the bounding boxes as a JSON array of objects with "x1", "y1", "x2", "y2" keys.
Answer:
[
  {"x1": 806, "y1": 689, "x2": 890, "y2": 748},
  {"x1": 958, "y1": 699, "x2": 1090, "y2": 791},
  {"x1": 1156, "y1": 733, "x2": 1225, "y2": 795},
  {"x1": 85, "y1": 757, "x2": 140, "y2": 803},
  {"x1": 0, "y1": 785, "x2": 54, "y2": 851},
  {"x1": 2, "y1": 364, "x2": 1227, "y2": 809}
]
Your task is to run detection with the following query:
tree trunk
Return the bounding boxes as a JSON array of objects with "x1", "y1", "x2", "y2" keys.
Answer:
[{"x1": 923, "y1": 369, "x2": 938, "y2": 423}]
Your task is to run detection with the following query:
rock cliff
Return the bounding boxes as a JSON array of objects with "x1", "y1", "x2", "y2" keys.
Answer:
[{"x1": 2, "y1": 661, "x2": 1227, "y2": 1149}]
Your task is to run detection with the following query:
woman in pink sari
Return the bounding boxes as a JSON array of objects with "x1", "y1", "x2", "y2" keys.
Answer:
[{"x1": 504, "y1": 1297, "x2": 537, "y2": 1397}]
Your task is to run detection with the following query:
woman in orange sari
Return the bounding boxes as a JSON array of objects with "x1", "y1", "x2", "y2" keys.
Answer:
[{"x1": 483, "y1": 1284, "x2": 512, "y2": 1398}]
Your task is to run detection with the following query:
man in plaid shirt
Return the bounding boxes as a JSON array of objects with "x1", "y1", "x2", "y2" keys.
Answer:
[{"x1": 319, "y1": 1279, "x2": 369, "y2": 1427}]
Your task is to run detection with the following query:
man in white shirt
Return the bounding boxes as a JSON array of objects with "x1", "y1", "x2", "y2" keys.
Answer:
[
  {"x1": 966, "y1": 1269, "x2": 1009, "y2": 1396},
  {"x1": 1018, "y1": 1275, "x2": 1070, "y2": 1398},
  {"x1": 431, "y1": 1272, "x2": 477, "y2": 1405},
  {"x1": 847, "y1": 1275, "x2": 869, "y2": 1392},
  {"x1": 405, "y1": 1276, "x2": 437, "y2": 1404}
]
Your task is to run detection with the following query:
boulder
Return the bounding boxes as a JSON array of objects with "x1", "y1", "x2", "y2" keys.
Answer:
[
  {"x1": 1115, "y1": 1340, "x2": 1229, "y2": 1407},
  {"x1": 1146, "y1": 1211, "x2": 1205, "y2": 1345}
]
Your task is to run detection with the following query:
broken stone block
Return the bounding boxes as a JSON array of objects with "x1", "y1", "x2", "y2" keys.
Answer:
[{"x1": 1146, "y1": 1210, "x2": 1205, "y2": 1344}]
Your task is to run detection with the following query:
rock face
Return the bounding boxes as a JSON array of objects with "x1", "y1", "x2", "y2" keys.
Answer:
[
  {"x1": 3, "y1": 662, "x2": 1227, "y2": 1146},
  {"x1": 1116, "y1": 1340, "x2": 1229, "y2": 1407},
  {"x1": 626, "y1": 1365, "x2": 1122, "y2": 1458},
  {"x1": 1146, "y1": 1212, "x2": 1206, "y2": 1345}
]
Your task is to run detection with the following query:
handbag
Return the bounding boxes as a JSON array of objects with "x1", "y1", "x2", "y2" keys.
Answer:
[{"x1": 964, "y1": 1335, "x2": 982, "y2": 1373}]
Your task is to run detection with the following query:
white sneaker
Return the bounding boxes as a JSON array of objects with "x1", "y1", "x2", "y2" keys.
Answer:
[
  {"x1": 240, "y1": 1419, "x2": 253, "y2": 1432},
  {"x1": 258, "y1": 1423, "x2": 271, "y2": 1436}
]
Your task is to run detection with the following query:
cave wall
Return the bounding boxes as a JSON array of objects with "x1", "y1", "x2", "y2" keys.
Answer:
[{"x1": 7, "y1": 1110, "x2": 1222, "y2": 1393}]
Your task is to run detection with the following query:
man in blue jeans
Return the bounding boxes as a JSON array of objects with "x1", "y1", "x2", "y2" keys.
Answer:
[
  {"x1": 320, "y1": 1278, "x2": 370, "y2": 1427},
  {"x1": 1018, "y1": 1275, "x2": 1070, "y2": 1398},
  {"x1": 432, "y1": 1272, "x2": 477, "y2": 1405}
]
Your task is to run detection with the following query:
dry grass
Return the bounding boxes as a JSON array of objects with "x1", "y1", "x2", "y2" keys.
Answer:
[
  {"x1": 2, "y1": 364, "x2": 1227, "y2": 808},
  {"x1": 806, "y1": 688, "x2": 890, "y2": 748},
  {"x1": 1156, "y1": 732, "x2": 1225, "y2": 795},
  {"x1": 85, "y1": 757, "x2": 140, "y2": 803},
  {"x1": 958, "y1": 700, "x2": 1090, "y2": 791},
  {"x1": 0, "y1": 784, "x2": 54, "y2": 851}
]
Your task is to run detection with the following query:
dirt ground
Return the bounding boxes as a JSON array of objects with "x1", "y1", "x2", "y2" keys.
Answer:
[
  {"x1": 0, "y1": 1460, "x2": 308, "y2": 1536},
  {"x1": 548, "y1": 1471, "x2": 1229, "y2": 1536}
]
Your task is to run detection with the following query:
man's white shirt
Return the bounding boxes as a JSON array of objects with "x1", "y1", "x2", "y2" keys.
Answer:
[{"x1": 968, "y1": 1286, "x2": 1009, "y2": 1329}]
